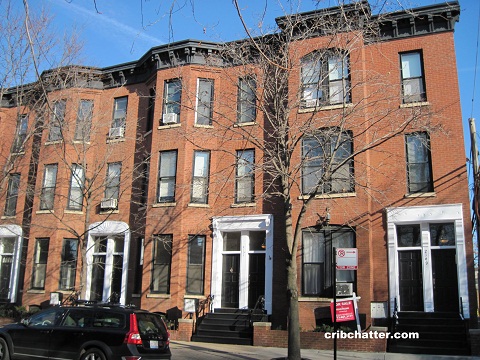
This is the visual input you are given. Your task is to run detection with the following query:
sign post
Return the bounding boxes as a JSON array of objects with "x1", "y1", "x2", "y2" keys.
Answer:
[{"x1": 333, "y1": 247, "x2": 358, "y2": 360}]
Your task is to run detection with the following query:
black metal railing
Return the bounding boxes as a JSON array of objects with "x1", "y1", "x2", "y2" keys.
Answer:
[
  {"x1": 196, "y1": 294, "x2": 213, "y2": 319},
  {"x1": 249, "y1": 295, "x2": 265, "y2": 326}
]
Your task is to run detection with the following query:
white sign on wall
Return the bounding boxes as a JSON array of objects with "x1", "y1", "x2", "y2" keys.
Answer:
[{"x1": 336, "y1": 248, "x2": 358, "y2": 270}]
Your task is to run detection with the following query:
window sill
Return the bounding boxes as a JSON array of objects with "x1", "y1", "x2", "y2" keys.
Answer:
[
  {"x1": 64, "y1": 210, "x2": 84, "y2": 214},
  {"x1": 298, "y1": 192, "x2": 356, "y2": 200},
  {"x1": 152, "y1": 202, "x2": 177, "y2": 208},
  {"x1": 234, "y1": 121, "x2": 256, "y2": 127},
  {"x1": 158, "y1": 123, "x2": 181, "y2": 130},
  {"x1": 194, "y1": 124, "x2": 213, "y2": 129},
  {"x1": 184, "y1": 295, "x2": 206, "y2": 300},
  {"x1": 1, "y1": 216, "x2": 16, "y2": 220},
  {"x1": 231, "y1": 202, "x2": 256, "y2": 208},
  {"x1": 99, "y1": 209, "x2": 119, "y2": 214},
  {"x1": 298, "y1": 103, "x2": 353, "y2": 113},
  {"x1": 36, "y1": 210, "x2": 53, "y2": 214},
  {"x1": 298, "y1": 296, "x2": 332, "y2": 302},
  {"x1": 147, "y1": 293, "x2": 171, "y2": 299},
  {"x1": 73, "y1": 140, "x2": 91, "y2": 145},
  {"x1": 11, "y1": 151, "x2": 25, "y2": 156},
  {"x1": 188, "y1": 203, "x2": 209, "y2": 208},
  {"x1": 44, "y1": 140, "x2": 63, "y2": 145},
  {"x1": 106, "y1": 137, "x2": 126, "y2": 144},
  {"x1": 27, "y1": 289, "x2": 46, "y2": 294},
  {"x1": 404, "y1": 192, "x2": 436, "y2": 198},
  {"x1": 400, "y1": 101, "x2": 430, "y2": 108}
]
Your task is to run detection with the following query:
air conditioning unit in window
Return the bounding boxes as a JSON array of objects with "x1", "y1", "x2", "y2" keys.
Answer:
[
  {"x1": 336, "y1": 283, "x2": 353, "y2": 296},
  {"x1": 100, "y1": 198, "x2": 118, "y2": 210},
  {"x1": 162, "y1": 113, "x2": 178, "y2": 124},
  {"x1": 108, "y1": 127, "x2": 125, "y2": 138},
  {"x1": 303, "y1": 99, "x2": 319, "y2": 108}
]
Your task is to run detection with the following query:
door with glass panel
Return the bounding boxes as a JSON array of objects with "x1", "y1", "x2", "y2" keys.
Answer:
[
  {"x1": 221, "y1": 231, "x2": 266, "y2": 309},
  {"x1": 90, "y1": 235, "x2": 124, "y2": 302},
  {"x1": 0, "y1": 238, "x2": 14, "y2": 300}
]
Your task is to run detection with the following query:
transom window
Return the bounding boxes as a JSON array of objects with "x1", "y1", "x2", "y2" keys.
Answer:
[
  {"x1": 301, "y1": 50, "x2": 350, "y2": 108},
  {"x1": 302, "y1": 129, "x2": 353, "y2": 195}
]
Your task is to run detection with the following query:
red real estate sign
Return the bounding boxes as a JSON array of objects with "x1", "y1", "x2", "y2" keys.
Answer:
[{"x1": 330, "y1": 300, "x2": 356, "y2": 322}]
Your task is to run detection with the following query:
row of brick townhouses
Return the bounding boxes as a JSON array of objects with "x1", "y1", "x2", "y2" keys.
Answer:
[{"x1": 0, "y1": 0, "x2": 477, "y2": 339}]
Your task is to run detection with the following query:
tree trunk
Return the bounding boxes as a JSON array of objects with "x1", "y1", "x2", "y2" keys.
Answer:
[{"x1": 284, "y1": 199, "x2": 301, "y2": 360}]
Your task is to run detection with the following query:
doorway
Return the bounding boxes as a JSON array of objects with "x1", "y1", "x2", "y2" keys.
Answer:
[{"x1": 220, "y1": 231, "x2": 266, "y2": 309}]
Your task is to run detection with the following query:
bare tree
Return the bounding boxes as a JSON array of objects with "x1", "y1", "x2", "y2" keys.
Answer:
[{"x1": 157, "y1": 2, "x2": 446, "y2": 359}]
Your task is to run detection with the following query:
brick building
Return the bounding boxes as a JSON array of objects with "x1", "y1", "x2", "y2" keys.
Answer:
[{"x1": 0, "y1": 0, "x2": 476, "y2": 347}]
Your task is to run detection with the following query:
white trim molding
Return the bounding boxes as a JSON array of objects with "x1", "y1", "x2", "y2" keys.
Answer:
[
  {"x1": 0, "y1": 225, "x2": 23, "y2": 303},
  {"x1": 86, "y1": 221, "x2": 130, "y2": 305},
  {"x1": 211, "y1": 214, "x2": 273, "y2": 314},
  {"x1": 386, "y1": 204, "x2": 469, "y2": 318}
]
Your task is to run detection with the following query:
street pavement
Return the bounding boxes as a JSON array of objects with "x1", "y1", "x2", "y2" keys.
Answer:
[{"x1": 170, "y1": 341, "x2": 480, "y2": 360}]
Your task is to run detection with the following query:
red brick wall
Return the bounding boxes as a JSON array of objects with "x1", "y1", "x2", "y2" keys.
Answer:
[{"x1": 253, "y1": 322, "x2": 386, "y2": 352}]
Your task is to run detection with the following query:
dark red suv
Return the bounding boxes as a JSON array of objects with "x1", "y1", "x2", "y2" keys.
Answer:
[{"x1": 0, "y1": 305, "x2": 171, "y2": 360}]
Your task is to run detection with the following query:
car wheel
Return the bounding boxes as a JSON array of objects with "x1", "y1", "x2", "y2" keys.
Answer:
[
  {"x1": 81, "y1": 348, "x2": 106, "y2": 360},
  {"x1": 0, "y1": 338, "x2": 10, "y2": 360}
]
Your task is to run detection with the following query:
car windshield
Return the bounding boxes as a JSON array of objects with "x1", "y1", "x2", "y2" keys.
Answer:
[{"x1": 136, "y1": 313, "x2": 168, "y2": 338}]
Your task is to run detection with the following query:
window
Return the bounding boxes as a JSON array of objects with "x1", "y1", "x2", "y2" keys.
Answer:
[
  {"x1": 13, "y1": 115, "x2": 28, "y2": 153},
  {"x1": 186, "y1": 235, "x2": 205, "y2": 295},
  {"x1": 49, "y1": 100, "x2": 66, "y2": 141},
  {"x1": 396, "y1": 224, "x2": 421, "y2": 247},
  {"x1": 90, "y1": 236, "x2": 124, "y2": 302},
  {"x1": 40, "y1": 164, "x2": 58, "y2": 210},
  {"x1": 157, "y1": 150, "x2": 177, "y2": 203},
  {"x1": 105, "y1": 162, "x2": 122, "y2": 201},
  {"x1": 4, "y1": 173, "x2": 20, "y2": 217},
  {"x1": 68, "y1": 164, "x2": 84, "y2": 210},
  {"x1": 74, "y1": 100, "x2": 94, "y2": 141},
  {"x1": 302, "y1": 129, "x2": 353, "y2": 195},
  {"x1": 151, "y1": 235, "x2": 172, "y2": 294},
  {"x1": 237, "y1": 76, "x2": 256, "y2": 123},
  {"x1": 235, "y1": 149, "x2": 254, "y2": 203},
  {"x1": 109, "y1": 97, "x2": 127, "y2": 138},
  {"x1": 0, "y1": 238, "x2": 15, "y2": 299},
  {"x1": 400, "y1": 51, "x2": 426, "y2": 103},
  {"x1": 301, "y1": 51, "x2": 350, "y2": 108},
  {"x1": 302, "y1": 228, "x2": 355, "y2": 297},
  {"x1": 430, "y1": 223, "x2": 455, "y2": 246},
  {"x1": 196, "y1": 79, "x2": 214, "y2": 125},
  {"x1": 405, "y1": 132, "x2": 433, "y2": 193},
  {"x1": 162, "y1": 79, "x2": 181, "y2": 125},
  {"x1": 31, "y1": 238, "x2": 49, "y2": 290},
  {"x1": 191, "y1": 151, "x2": 210, "y2": 204},
  {"x1": 59, "y1": 239, "x2": 78, "y2": 290}
]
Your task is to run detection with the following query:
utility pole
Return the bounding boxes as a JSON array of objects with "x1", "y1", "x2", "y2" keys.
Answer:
[{"x1": 469, "y1": 117, "x2": 480, "y2": 312}]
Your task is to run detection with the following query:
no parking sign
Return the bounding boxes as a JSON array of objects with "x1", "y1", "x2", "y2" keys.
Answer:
[{"x1": 336, "y1": 248, "x2": 358, "y2": 270}]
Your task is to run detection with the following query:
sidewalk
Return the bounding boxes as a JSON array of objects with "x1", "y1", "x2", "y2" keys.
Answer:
[{"x1": 170, "y1": 341, "x2": 480, "y2": 360}]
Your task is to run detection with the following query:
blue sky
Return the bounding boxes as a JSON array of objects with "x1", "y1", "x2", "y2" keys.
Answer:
[{"x1": 26, "y1": 0, "x2": 480, "y2": 170}]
